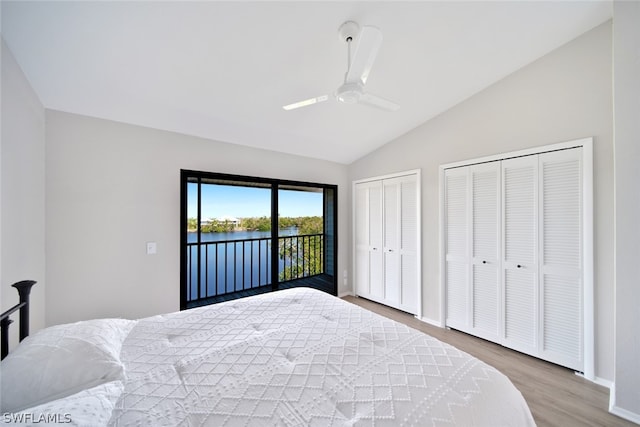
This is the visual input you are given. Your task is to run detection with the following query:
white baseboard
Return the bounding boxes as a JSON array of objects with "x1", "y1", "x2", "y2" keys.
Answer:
[
  {"x1": 592, "y1": 376, "x2": 614, "y2": 390},
  {"x1": 338, "y1": 291, "x2": 353, "y2": 298},
  {"x1": 610, "y1": 405, "x2": 640, "y2": 424},
  {"x1": 576, "y1": 373, "x2": 614, "y2": 389},
  {"x1": 417, "y1": 316, "x2": 444, "y2": 328},
  {"x1": 608, "y1": 383, "x2": 640, "y2": 424}
]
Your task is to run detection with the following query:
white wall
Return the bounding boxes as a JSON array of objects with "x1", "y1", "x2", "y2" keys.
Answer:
[
  {"x1": 0, "y1": 39, "x2": 46, "y2": 341},
  {"x1": 348, "y1": 22, "x2": 615, "y2": 381},
  {"x1": 45, "y1": 111, "x2": 349, "y2": 325},
  {"x1": 612, "y1": 1, "x2": 640, "y2": 422}
]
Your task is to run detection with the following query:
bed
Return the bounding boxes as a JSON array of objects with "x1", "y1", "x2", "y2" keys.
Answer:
[{"x1": 1, "y1": 286, "x2": 535, "y2": 426}]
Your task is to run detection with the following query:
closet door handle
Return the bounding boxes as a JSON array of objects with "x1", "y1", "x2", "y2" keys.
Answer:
[{"x1": 517, "y1": 264, "x2": 522, "y2": 268}]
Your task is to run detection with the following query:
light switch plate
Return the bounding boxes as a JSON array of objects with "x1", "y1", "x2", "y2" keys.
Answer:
[{"x1": 146, "y1": 242, "x2": 157, "y2": 255}]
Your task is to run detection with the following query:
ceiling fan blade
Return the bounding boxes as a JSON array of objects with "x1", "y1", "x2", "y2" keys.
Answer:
[
  {"x1": 345, "y1": 25, "x2": 383, "y2": 85},
  {"x1": 282, "y1": 95, "x2": 329, "y2": 111},
  {"x1": 360, "y1": 92, "x2": 400, "y2": 111}
]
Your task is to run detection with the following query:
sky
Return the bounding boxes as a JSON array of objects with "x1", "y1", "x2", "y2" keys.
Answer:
[{"x1": 187, "y1": 183, "x2": 323, "y2": 219}]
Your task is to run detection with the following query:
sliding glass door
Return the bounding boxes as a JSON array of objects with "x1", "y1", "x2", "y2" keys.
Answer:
[
  {"x1": 180, "y1": 171, "x2": 337, "y2": 309},
  {"x1": 278, "y1": 186, "x2": 323, "y2": 282},
  {"x1": 185, "y1": 180, "x2": 272, "y2": 302}
]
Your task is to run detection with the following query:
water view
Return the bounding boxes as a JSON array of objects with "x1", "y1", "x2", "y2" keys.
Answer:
[
  {"x1": 186, "y1": 227, "x2": 324, "y2": 301},
  {"x1": 186, "y1": 228, "x2": 298, "y2": 244},
  {"x1": 184, "y1": 179, "x2": 330, "y2": 303}
]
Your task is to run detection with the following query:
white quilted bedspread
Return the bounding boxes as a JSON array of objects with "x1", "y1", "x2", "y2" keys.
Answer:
[{"x1": 110, "y1": 288, "x2": 535, "y2": 426}]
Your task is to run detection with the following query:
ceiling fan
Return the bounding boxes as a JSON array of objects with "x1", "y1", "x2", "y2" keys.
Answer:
[{"x1": 283, "y1": 21, "x2": 399, "y2": 112}]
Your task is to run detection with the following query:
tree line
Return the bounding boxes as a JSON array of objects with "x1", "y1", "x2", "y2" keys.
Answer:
[{"x1": 187, "y1": 216, "x2": 323, "y2": 235}]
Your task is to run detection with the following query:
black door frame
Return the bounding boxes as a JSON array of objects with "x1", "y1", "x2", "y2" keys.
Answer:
[{"x1": 180, "y1": 169, "x2": 338, "y2": 310}]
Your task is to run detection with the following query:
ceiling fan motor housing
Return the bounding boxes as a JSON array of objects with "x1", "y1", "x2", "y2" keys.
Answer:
[{"x1": 336, "y1": 82, "x2": 363, "y2": 104}]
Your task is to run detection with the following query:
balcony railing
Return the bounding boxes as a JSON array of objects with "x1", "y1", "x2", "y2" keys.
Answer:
[{"x1": 186, "y1": 234, "x2": 324, "y2": 303}]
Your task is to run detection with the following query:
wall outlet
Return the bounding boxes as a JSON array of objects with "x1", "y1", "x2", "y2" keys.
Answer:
[{"x1": 146, "y1": 242, "x2": 157, "y2": 255}]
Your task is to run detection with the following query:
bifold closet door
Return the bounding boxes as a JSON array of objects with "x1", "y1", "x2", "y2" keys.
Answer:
[
  {"x1": 445, "y1": 163, "x2": 500, "y2": 338},
  {"x1": 539, "y1": 148, "x2": 583, "y2": 371},
  {"x1": 383, "y1": 175, "x2": 418, "y2": 313},
  {"x1": 444, "y1": 145, "x2": 585, "y2": 372},
  {"x1": 444, "y1": 167, "x2": 469, "y2": 330},
  {"x1": 502, "y1": 155, "x2": 539, "y2": 355},
  {"x1": 383, "y1": 179, "x2": 401, "y2": 306},
  {"x1": 355, "y1": 181, "x2": 383, "y2": 300},
  {"x1": 355, "y1": 173, "x2": 420, "y2": 315},
  {"x1": 469, "y1": 162, "x2": 501, "y2": 341}
]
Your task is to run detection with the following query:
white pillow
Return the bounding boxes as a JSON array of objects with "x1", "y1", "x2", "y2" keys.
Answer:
[
  {"x1": 7, "y1": 380, "x2": 125, "y2": 427},
  {"x1": 0, "y1": 318, "x2": 136, "y2": 413}
]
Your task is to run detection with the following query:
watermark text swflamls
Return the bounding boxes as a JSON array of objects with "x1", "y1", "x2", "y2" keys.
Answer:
[{"x1": 2, "y1": 412, "x2": 72, "y2": 424}]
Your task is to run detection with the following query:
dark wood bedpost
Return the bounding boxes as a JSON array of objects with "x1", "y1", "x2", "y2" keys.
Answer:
[{"x1": 13, "y1": 280, "x2": 36, "y2": 342}]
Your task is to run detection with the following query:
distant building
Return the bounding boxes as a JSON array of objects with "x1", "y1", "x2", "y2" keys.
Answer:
[
  {"x1": 218, "y1": 215, "x2": 240, "y2": 227},
  {"x1": 200, "y1": 216, "x2": 240, "y2": 229}
]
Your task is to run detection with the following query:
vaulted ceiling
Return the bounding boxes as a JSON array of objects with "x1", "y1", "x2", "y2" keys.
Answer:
[{"x1": 1, "y1": 1, "x2": 612, "y2": 164}]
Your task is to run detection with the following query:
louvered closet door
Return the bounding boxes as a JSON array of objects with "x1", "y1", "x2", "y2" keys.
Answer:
[
  {"x1": 470, "y1": 162, "x2": 501, "y2": 341},
  {"x1": 382, "y1": 175, "x2": 418, "y2": 314},
  {"x1": 355, "y1": 183, "x2": 370, "y2": 297},
  {"x1": 445, "y1": 167, "x2": 470, "y2": 330},
  {"x1": 539, "y1": 148, "x2": 583, "y2": 371},
  {"x1": 502, "y1": 156, "x2": 539, "y2": 355},
  {"x1": 398, "y1": 176, "x2": 418, "y2": 314},
  {"x1": 368, "y1": 182, "x2": 384, "y2": 299},
  {"x1": 383, "y1": 178, "x2": 401, "y2": 307},
  {"x1": 355, "y1": 181, "x2": 384, "y2": 299}
]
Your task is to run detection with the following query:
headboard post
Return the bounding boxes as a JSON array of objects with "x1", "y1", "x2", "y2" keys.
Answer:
[
  {"x1": 13, "y1": 280, "x2": 36, "y2": 342},
  {"x1": 0, "y1": 317, "x2": 13, "y2": 359}
]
